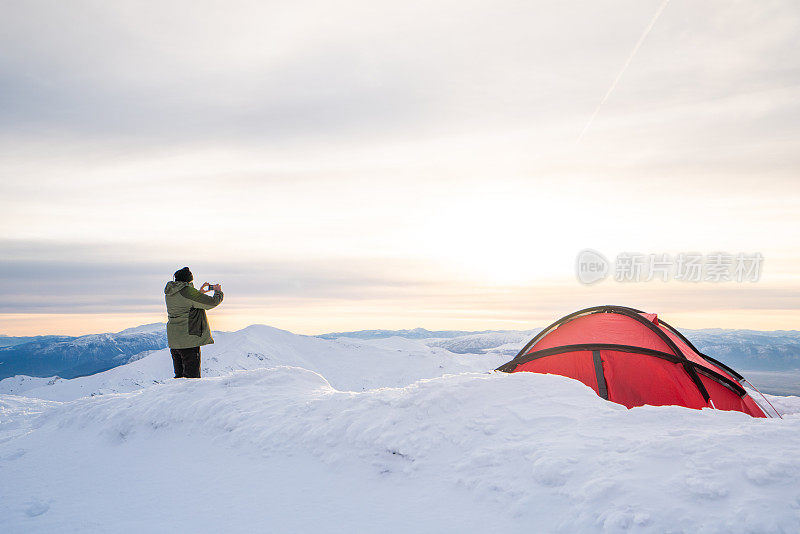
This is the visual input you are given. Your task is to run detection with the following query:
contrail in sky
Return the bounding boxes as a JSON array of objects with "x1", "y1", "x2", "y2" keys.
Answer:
[{"x1": 576, "y1": 0, "x2": 671, "y2": 143}]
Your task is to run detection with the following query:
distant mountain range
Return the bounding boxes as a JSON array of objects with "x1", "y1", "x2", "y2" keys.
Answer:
[
  {"x1": 0, "y1": 324, "x2": 798, "y2": 382},
  {"x1": 316, "y1": 327, "x2": 502, "y2": 340},
  {"x1": 0, "y1": 334, "x2": 74, "y2": 348},
  {"x1": 0, "y1": 324, "x2": 167, "y2": 380},
  {"x1": 683, "y1": 329, "x2": 800, "y2": 372}
]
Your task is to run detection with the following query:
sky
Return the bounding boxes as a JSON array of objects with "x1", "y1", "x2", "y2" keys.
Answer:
[{"x1": 1, "y1": 0, "x2": 799, "y2": 336}]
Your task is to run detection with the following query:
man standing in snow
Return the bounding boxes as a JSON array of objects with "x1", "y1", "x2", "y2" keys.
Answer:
[{"x1": 164, "y1": 267, "x2": 224, "y2": 378}]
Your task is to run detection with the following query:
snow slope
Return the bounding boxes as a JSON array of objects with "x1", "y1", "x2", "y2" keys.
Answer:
[
  {"x1": 0, "y1": 325, "x2": 501, "y2": 401},
  {"x1": 1, "y1": 325, "x2": 799, "y2": 533}
]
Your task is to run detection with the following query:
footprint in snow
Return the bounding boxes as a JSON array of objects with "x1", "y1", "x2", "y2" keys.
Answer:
[
  {"x1": 25, "y1": 500, "x2": 50, "y2": 517},
  {"x1": 1, "y1": 448, "x2": 26, "y2": 461}
]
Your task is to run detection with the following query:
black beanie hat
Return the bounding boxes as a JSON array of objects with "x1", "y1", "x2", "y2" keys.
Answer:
[{"x1": 174, "y1": 267, "x2": 193, "y2": 283}]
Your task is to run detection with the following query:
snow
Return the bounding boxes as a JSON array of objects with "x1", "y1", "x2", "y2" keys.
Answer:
[
  {"x1": 763, "y1": 394, "x2": 800, "y2": 416},
  {"x1": 0, "y1": 326, "x2": 167, "y2": 380},
  {"x1": 0, "y1": 325, "x2": 501, "y2": 402},
  {"x1": 0, "y1": 375, "x2": 60, "y2": 396},
  {"x1": 1, "y1": 324, "x2": 800, "y2": 533},
  {"x1": 115, "y1": 323, "x2": 166, "y2": 335},
  {"x1": 424, "y1": 330, "x2": 535, "y2": 355}
]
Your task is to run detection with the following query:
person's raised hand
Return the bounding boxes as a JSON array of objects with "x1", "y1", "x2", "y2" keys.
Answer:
[
  {"x1": 213, "y1": 284, "x2": 222, "y2": 292},
  {"x1": 200, "y1": 282, "x2": 211, "y2": 293}
]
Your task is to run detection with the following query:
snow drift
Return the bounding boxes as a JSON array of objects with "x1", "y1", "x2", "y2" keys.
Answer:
[{"x1": 1, "y1": 325, "x2": 799, "y2": 533}]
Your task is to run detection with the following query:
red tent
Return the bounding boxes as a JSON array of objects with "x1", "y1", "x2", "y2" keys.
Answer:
[{"x1": 497, "y1": 305, "x2": 779, "y2": 418}]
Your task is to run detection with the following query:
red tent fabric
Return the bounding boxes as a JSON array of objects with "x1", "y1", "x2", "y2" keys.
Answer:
[{"x1": 497, "y1": 305, "x2": 775, "y2": 418}]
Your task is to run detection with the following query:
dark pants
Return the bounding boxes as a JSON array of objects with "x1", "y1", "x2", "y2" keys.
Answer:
[{"x1": 170, "y1": 347, "x2": 201, "y2": 378}]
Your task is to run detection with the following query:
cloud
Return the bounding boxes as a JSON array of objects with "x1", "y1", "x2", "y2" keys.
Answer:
[
  {"x1": 0, "y1": 239, "x2": 447, "y2": 313},
  {"x1": 1, "y1": 240, "x2": 797, "y2": 332},
  {"x1": 2, "y1": 1, "x2": 795, "y2": 145},
  {"x1": 1, "y1": 2, "x2": 799, "y2": 332}
]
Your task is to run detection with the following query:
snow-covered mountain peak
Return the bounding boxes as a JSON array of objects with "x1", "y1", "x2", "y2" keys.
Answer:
[{"x1": 116, "y1": 323, "x2": 166, "y2": 335}]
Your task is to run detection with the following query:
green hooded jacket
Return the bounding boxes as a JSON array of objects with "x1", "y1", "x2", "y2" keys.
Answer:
[{"x1": 164, "y1": 281, "x2": 224, "y2": 349}]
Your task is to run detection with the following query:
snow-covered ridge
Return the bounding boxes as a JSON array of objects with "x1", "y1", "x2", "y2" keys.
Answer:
[
  {"x1": 0, "y1": 325, "x2": 502, "y2": 401},
  {"x1": 316, "y1": 326, "x2": 501, "y2": 340},
  {"x1": 424, "y1": 330, "x2": 538, "y2": 355},
  {"x1": 114, "y1": 323, "x2": 166, "y2": 335},
  {"x1": 0, "y1": 324, "x2": 168, "y2": 381}
]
